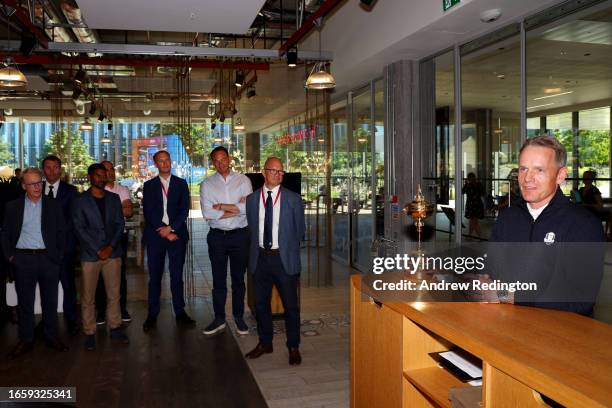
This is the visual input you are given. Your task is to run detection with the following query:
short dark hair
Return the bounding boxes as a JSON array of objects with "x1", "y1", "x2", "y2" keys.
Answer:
[
  {"x1": 209, "y1": 146, "x2": 229, "y2": 160},
  {"x1": 520, "y1": 135, "x2": 567, "y2": 168},
  {"x1": 88, "y1": 163, "x2": 106, "y2": 176},
  {"x1": 153, "y1": 150, "x2": 170, "y2": 162},
  {"x1": 42, "y1": 155, "x2": 62, "y2": 167}
]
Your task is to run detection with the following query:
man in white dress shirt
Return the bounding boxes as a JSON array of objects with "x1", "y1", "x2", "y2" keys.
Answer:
[{"x1": 199, "y1": 146, "x2": 252, "y2": 335}]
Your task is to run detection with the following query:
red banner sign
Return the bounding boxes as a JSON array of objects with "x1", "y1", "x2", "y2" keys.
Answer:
[{"x1": 277, "y1": 126, "x2": 317, "y2": 145}]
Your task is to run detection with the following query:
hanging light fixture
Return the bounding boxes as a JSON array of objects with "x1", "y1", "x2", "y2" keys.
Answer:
[
  {"x1": 306, "y1": 18, "x2": 335, "y2": 90},
  {"x1": 0, "y1": 10, "x2": 27, "y2": 88},
  {"x1": 207, "y1": 103, "x2": 216, "y2": 116},
  {"x1": 101, "y1": 135, "x2": 112, "y2": 144},
  {"x1": 80, "y1": 117, "x2": 93, "y2": 131},
  {"x1": 143, "y1": 108, "x2": 152, "y2": 116},
  {"x1": 235, "y1": 71, "x2": 244, "y2": 87},
  {"x1": 234, "y1": 118, "x2": 245, "y2": 131},
  {"x1": 0, "y1": 58, "x2": 27, "y2": 88},
  {"x1": 4, "y1": 108, "x2": 13, "y2": 116},
  {"x1": 287, "y1": 47, "x2": 298, "y2": 67}
]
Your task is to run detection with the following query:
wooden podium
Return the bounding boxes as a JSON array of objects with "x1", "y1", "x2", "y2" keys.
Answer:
[{"x1": 350, "y1": 275, "x2": 612, "y2": 407}]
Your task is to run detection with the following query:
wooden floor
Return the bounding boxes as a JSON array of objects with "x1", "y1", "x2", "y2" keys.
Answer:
[{"x1": 0, "y1": 298, "x2": 267, "y2": 408}]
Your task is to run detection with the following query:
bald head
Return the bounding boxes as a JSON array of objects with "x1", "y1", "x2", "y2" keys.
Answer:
[{"x1": 262, "y1": 156, "x2": 284, "y2": 189}]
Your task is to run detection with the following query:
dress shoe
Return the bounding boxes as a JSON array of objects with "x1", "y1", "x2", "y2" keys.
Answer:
[
  {"x1": 45, "y1": 337, "x2": 69, "y2": 352},
  {"x1": 142, "y1": 315, "x2": 157, "y2": 332},
  {"x1": 84, "y1": 335, "x2": 96, "y2": 351},
  {"x1": 66, "y1": 319, "x2": 80, "y2": 336},
  {"x1": 7, "y1": 340, "x2": 34, "y2": 360},
  {"x1": 289, "y1": 347, "x2": 302, "y2": 365},
  {"x1": 176, "y1": 312, "x2": 196, "y2": 327},
  {"x1": 245, "y1": 343, "x2": 273, "y2": 359}
]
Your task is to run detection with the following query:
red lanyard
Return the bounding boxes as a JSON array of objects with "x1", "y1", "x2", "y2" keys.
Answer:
[
  {"x1": 160, "y1": 178, "x2": 169, "y2": 198},
  {"x1": 262, "y1": 188, "x2": 281, "y2": 208}
]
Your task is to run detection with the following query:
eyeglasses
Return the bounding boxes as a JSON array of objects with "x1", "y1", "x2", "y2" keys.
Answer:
[
  {"x1": 264, "y1": 168, "x2": 285, "y2": 175},
  {"x1": 23, "y1": 181, "x2": 42, "y2": 188}
]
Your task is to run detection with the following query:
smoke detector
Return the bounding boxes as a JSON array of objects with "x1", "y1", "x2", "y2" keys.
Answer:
[{"x1": 480, "y1": 9, "x2": 502, "y2": 23}]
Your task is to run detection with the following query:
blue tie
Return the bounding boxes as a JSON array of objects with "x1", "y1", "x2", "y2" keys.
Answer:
[{"x1": 264, "y1": 191, "x2": 273, "y2": 249}]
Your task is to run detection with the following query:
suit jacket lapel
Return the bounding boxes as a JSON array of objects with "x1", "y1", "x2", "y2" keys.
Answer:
[
  {"x1": 85, "y1": 190, "x2": 104, "y2": 227},
  {"x1": 279, "y1": 187, "x2": 287, "y2": 244}
]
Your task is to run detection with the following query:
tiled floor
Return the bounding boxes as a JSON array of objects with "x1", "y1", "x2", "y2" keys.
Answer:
[{"x1": 188, "y1": 215, "x2": 353, "y2": 408}]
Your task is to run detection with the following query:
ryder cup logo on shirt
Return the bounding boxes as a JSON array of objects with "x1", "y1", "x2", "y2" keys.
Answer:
[{"x1": 543, "y1": 232, "x2": 556, "y2": 245}]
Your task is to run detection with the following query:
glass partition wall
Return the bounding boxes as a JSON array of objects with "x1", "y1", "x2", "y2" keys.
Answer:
[{"x1": 424, "y1": 0, "x2": 612, "y2": 243}]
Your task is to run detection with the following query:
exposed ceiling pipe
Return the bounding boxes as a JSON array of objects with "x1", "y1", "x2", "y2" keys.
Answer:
[
  {"x1": 31, "y1": 1, "x2": 74, "y2": 44},
  {"x1": 2, "y1": 0, "x2": 48, "y2": 47},
  {"x1": 278, "y1": 0, "x2": 343, "y2": 57},
  {"x1": 11, "y1": 54, "x2": 270, "y2": 70},
  {"x1": 59, "y1": 0, "x2": 102, "y2": 57}
]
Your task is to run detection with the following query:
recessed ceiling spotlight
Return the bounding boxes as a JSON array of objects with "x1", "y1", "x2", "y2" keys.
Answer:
[{"x1": 496, "y1": 73, "x2": 505, "y2": 79}]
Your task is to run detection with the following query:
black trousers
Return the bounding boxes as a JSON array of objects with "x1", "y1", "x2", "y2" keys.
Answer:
[
  {"x1": 13, "y1": 252, "x2": 60, "y2": 341},
  {"x1": 207, "y1": 228, "x2": 249, "y2": 320},
  {"x1": 96, "y1": 233, "x2": 129, "y2": 317},
  {"x1": 253, "y1": 252, "x2": 300, "y2": 348}
]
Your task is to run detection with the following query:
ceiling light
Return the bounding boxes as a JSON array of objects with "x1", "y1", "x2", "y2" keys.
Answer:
[
  {"x1": 207, "y1": 104, "x2": 216, "y2": 116},
  {"x1": 101, "y1": 136, "x2": 111, "y2": 144},
  {"x1": 533, "y1": 91, "x2": 573, "y2": 101},
  {"x1": 108, "y1": 122, "x2": 113, "y2": 131},
  {"x1": 287, "y1": 47, "x2": 298, "y2": 67},
  {"x1": 143, "y1": 108, "x2": 152, "y2": 116},
  {"x1": 4, "y1": 108, "x2": 12, "y2": 116},
  {"x1": 80, "y1": 118, "x2": 93, "y2": 131},
  {"x1": 0, "y1": 59, "x2": 27, "y2": 88},
  {"x1": 247, "y1": 87, "x2": 256, "y2": 99},
  {"x1": 496, "y1": 73, "x2": 505, "y2": 79},
  {"x1": 75, "y1": 103, "x2": 85, "y2": 115},
  {"x1": 72, "y1": 87, "x2": 82, "y2": 101},
  {"x1": 544, "y1": 87, "x2": 562, "y2": 94},
  {"x1": 527, "y1": 103, "x2": 555, "y2": 110},
  {"x1": 98, "y1": 111, "x2": 106, "y2": 122},
  {"x1": 74, "y1": 69, "x2": 87, "y2": 85},
  {"x1": 235, "y1": 71, "x2": 244, "y2": 87},
  {"x1": 213, "y1": 136, "x2": 223, "y2": 143},
  {"x1": 209, "y1": 97, "x2": 220, "y2": 104},
  {"x1": 234, "y1": 118, "x2": 245, "y2": 131},
  {"x1": 306, "y1": 63, "x2": 336, "y2": 90},
  {"x1": 211, "y1": 120, "x2": 216, "y2": 130}
]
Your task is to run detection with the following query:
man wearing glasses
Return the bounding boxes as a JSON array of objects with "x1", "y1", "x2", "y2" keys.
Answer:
[
  {"x1": 200, "y1": 146, "x2": 252, "y2": 336},
  {"x1": 2, "y1": 168, "x2": 68, "y2": 359},
  {"x1": 245, "y1": 157, "x2": 305, "y2": 365}
]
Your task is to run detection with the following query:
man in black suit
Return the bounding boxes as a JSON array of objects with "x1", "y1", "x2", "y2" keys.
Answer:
[
  {"x1": 42, "y1": 155, "x2": 79, "y2": 334},
  {"x1": 1, "y1": 168, "x2": 68, "y2": 359},
  {"x1": 141, "y1": 150, "x2": 195, "y2": 331},
  {"x1": 73, "y1": 163, "x2": 129, "y2": 350}
]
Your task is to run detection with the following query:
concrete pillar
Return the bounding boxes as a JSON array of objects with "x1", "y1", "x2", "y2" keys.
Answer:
[
  {"x1": 244, "y1": 132, "x2": 260, "y2": 172},
  {"x1": 384, "y1": 60, "x2": 422, "y2": 245}
]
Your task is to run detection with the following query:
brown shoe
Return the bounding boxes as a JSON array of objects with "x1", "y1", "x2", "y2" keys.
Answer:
[
  {"x1": 289, "y1": 347, "x2": 302, "y2": 365},
  {"x1": 7, "y1": 340, "x2": 34, "y2": 360},
  {"x1": 45, "y1": 337, "x2": 69, "y2": 352},
  {"x1": 245, "y1": 342, "x2": 273, "y2": 359}
]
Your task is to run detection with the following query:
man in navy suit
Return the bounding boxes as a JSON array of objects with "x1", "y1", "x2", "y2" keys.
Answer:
[
  {"x1": 245, "y1": 156, "x2": 305, "y2": 365},
  {"x1": 42, "y1": 155, "x2": 79, "y2": 334},
  {"x1": 142, "y1": 150, "x2": 195, "y2": 331},
  {"x1": 2, "y1": 168, "x2": 68, "y2": 359}
]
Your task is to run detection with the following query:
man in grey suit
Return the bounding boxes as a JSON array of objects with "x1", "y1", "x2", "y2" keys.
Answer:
[
  {"x1": 73, "y1": 163, "x2": 128, "y2": 350},
  {"x1": 245, "y1": 156, "x2": 305, "y2": 365}
]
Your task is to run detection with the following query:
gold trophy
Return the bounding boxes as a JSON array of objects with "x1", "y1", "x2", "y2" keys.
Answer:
[{"x1": 403, "y1": 185, "x2": 434, "y2": 257}]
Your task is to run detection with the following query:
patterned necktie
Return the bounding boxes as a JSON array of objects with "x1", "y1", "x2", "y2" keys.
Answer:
[
  {"x1": 264, "y1": 191, "x2": 273, "y2": 249},
  {"x1": 48, "y1": 184, "x2": 54, "y2": 198}
]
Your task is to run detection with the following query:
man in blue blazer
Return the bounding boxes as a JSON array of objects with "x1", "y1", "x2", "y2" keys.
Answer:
[
  {"x1": 42, "y1": 155, "x2": 79, "y2": 334},
  {"x1": 73, "y1": 163, "x2": 128, "y2": 350},
  {"x1": 142, "y1": 150, "x2": 195, "y2": 331},
  {"x1": 245, "y1": 156, "x2": 305, "y2": 365}
]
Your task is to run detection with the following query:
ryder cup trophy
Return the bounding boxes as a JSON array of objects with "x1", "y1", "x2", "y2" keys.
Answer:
[{"x1": 403, "y1": 185, "x2": 434, "y2": 257}]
